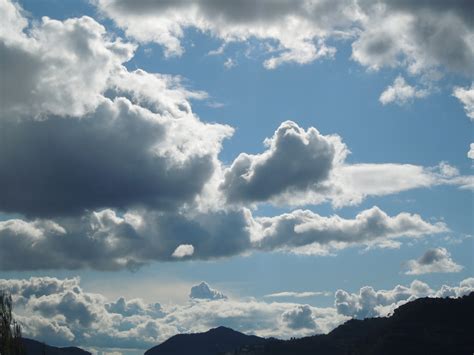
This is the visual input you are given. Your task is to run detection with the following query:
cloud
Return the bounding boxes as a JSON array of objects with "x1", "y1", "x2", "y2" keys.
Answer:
[
  {"x1": 0, "y1": 98, "x2": 232, "y2": 218},
  {"x1": 253, "y1": 206, "x2": 447, "y2": 254},
  {"x1": 0, "y1": 0, "x2": 470, "y2": 272},
  {"x1": 95, "y1": 0, "x2": 474, "y2": 77},
  {"x1": 221, "y1": 121, "x2": 347, "y2": 204},
  {"x1": 0, "y1": 7, "x2": 135, "y2": 118},
  {"x1": 0, "y1": 206, "x2": 444, "y2": 270},
  {"x1": 405, "y1": 247, "x2": 463, "y2": 275},
  {"x1": 95, "y1": 0, "x2": 352, "y2": 68},
  {"x1": 189, "y1": 282, "x2": 227, "y2": 300},
  {"x1": 351, "y1": 1, "x2": 474, "y2": 77},
  {"x1": 453, "y1": 84, "x2": 474, "y2": 120},
  {"x1": 281, "y1": 305, "x2": 318, "y2": 330},
  {"x1": 1, "y1": 277, "x2": 472, "y2": 351},
  {"x1": 334, "y1": 277, "x2": 474, "y2": 320},
  {"x1": 172, "y1": 244, "x2": 195, "y2": 258},
  {"x1": 221, "y1": 122, "x2": 472, "y2": 208},
  {"x1": 0, "y1": 277, "x2": 343, "y2": 348},
  {"x1": 379, "y1": 76, "x2": 429, "y2": 105},
  {"x1": 0, "y1": 208, "x2": 253, "y2": 270},
  {"x1": 0, "y1": 2, "x2": 232, "y2": 218},
  {"x1": 469, "y1": 143, "x2": 474, "y2": 160},
  {"x1": 224, "y1": 58, "x2": 236, "y2": 69},
  {"x1": 265, "y1": 291, "x2": 331, "y2": 299}
]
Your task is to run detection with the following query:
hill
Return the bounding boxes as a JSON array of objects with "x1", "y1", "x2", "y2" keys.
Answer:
[
  {"x1": 22, "y1": 338, "x2": 91, "y2": 355},
  {"x1": 229, "y1": 292, "x2": 474, "y2": 355},
  {"x1": 144, "y1": 326, "x2": 266, "y2": 355}
]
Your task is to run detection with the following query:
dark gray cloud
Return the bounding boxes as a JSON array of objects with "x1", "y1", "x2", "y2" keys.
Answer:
[
  {"x1": 0, "y1": 4, "x2": 232, "y2": 219},
  {"x1": 0, "y1": 99, "x2": 217, "y2": 217},
  {"x1": 0, "y1": 208, "x2": 253, "y2": 271},
  {"x1": 221, "y1": 121, "x2": 345, "y2": 203}
]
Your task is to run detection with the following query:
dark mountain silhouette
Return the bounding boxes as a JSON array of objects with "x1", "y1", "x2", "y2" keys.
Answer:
[
  {"x1": 144, "y1": 326, "x2": 266, "y2": 355},
  {"x1": 145, "y1": 292, "x2": 474, "y2": 355},
  {"x1": 228, "y1": 292, "x2": 474, "y2": 355},
  {"x1": 22, "y1": 338, "x2": 91, "y2": 355}
]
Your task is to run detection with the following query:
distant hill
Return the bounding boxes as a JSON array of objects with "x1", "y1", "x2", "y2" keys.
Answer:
[
  {"x1": 229, "y1": 292, "x2": 474, "y2": 355},
  {"x1": 22, "y1": 338, "x2": 91, "y2": 355},
  {"x1": 144, "y1": 326, "x2": 266, "y2": 355}
]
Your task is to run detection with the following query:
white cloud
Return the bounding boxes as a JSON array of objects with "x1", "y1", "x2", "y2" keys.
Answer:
[
  {"x1": 264, "y1": 291, "x2": 331, "y2": 299},
  {"x1": 468, "y1": 143, "x2": 474, "y2": 160},
  {"x1": 453, "y1": 84, "x2": 474, "y2": 120},
  {"x1": 379, "y1": 76, "x2": 429, "y2": 105},
  {"x1": 95, "y1": 0, "x2": 474, "y2": 78},
  {"x1": 189, "y1": 282, "x2": 227, "y2": 300},
  {"x1": 95, "y1": 0, "x2": 354, "y2": 69},
  {"x1": 281, "y1": 305, "x2": 318, "y2": 330},
  {"x1": 253, "y1": 206, "x2": 446, "y2": 254},
  {"x1": 0, "y1": 9, "x2": 135, "y2": 118},
  {"x1": 405, "y1": 247, "x2": 463, "y2": 275},
  {"x1": 224, "y1": 57, "x2": 236, "y2": 69},
  {"x1": 172, "y1": 244, "x2": 195, "y2": 258},
  {"x1": 334, "y1": 277, "x2": 474, "y2": 320},
  {"x1": 1, "y1": 277, "x2": 472, "y2": 351}
]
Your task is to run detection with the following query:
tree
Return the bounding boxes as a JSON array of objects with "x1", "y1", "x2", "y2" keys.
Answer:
[{"x1": 0, "y1": 292, "x2": 23, "y2": 355}]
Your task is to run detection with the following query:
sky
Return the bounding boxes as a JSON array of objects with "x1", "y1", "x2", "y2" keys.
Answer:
[{"x1": 0, "y1": 0, "x2": 473, "y2": 354}]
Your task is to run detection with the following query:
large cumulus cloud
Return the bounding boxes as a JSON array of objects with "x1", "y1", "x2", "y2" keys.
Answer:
[
  {"x1": 0, "y1": 98, "x2": 231, "y2": 217},
  {"x1": 221, "y1": 121, "x2": 346, "y2": 204},
  {"x1": 0, "y1": 0, "x2": 233, "y2": 218}
]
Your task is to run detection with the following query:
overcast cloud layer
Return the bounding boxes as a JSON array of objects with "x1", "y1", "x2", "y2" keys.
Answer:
[
  {"x1": 0, "y1": 0, "x2": 472, "y2": 271},
  {"x1": 0, "y1": 277, "x2": 472, "y2": 351}
]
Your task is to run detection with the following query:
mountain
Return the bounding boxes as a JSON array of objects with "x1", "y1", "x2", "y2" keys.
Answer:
[
  {"x1": 22, "y1": 338, "x2": 91, "y2": 355},
  {"x1": 144, "y1": 326, "x2": 266, "y2": 355},
  {"x1": 229, "y1": 292, "x2": 474, "y2": 355}
]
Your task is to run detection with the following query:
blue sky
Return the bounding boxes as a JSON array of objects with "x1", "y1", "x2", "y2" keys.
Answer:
[{"x1": 0, "y1": 0, "x2": 473, "y2": 353}]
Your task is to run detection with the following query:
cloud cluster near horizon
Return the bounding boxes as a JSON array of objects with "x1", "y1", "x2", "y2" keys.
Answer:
[
  {"x1": 0, "y1": 0, "x2": 472, "y2": 271},
  {"x1": 0, "y1": 277, "x2": 472, "y2": 351}
]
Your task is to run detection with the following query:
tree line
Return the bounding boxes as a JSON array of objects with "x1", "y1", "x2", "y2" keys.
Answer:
[{"x1": 0, "y1": 291, "x2": 23, "y2": 355}]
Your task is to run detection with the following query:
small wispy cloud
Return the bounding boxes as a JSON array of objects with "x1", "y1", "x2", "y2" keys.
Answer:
[
  {"x1": 264, "y1": 291, "x2": 332, "y2": 298},
  {"x1": 207, "y1": 101, "x2": 226, "y2": 108}
]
